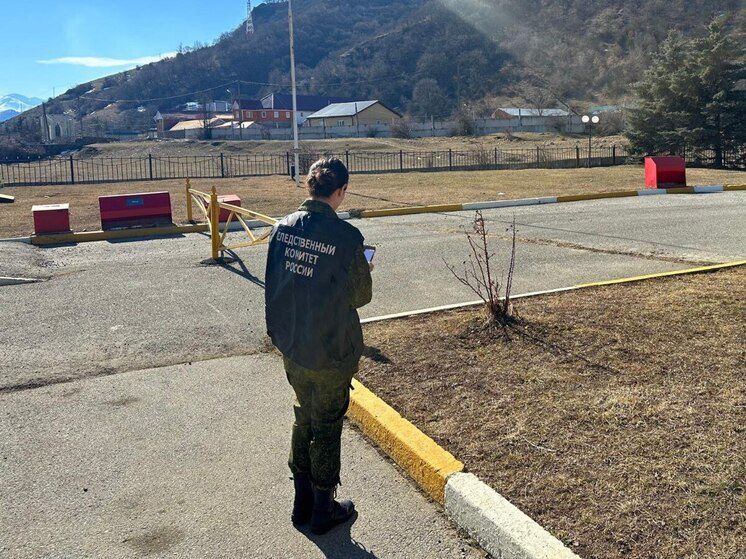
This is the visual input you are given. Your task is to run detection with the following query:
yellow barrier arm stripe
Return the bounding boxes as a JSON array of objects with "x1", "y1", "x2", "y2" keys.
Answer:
[{"x1": 575, "y1": 261, "x2": 746, "y2": 288}]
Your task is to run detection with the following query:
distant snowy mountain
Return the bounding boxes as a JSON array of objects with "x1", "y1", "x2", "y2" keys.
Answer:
[{"x1": 0, "y1": 94, "x2": 43, "y2": 122}]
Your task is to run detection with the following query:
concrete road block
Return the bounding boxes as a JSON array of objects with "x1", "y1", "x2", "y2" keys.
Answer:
[
  {"x1": 693, "y1": 185, "x2": 724, "y2": 194},
  {"x1": 445, "y1": 473, "x2": 580, "y2": 559}
]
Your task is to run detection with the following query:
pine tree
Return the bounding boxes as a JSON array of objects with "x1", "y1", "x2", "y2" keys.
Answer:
[
  {"x1": 691, "y1": 17, "x2": 746, "y2": 166},
  {"x1": 626, "y1": 16, "x2": 745, "y2": 166}
]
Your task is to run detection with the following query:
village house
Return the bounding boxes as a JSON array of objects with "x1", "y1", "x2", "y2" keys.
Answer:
[
  {"x1": 231, "y1": 99, "x2": 291, "y2": 126},
  {"x1": 154, "y1": 111, "x2": 205, "y2": 135},
  {"x1": 261, "y1": 93, "x2": 355, "y2": 124},
  {"x1": 304, "y1": 100, "x2": 402, "y2": 128},
  {"x1": 158, "y1": 114, "x2": 234, "y2": 139}
]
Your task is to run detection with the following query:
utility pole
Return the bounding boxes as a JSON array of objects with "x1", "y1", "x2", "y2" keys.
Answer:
[
  {"x1": 41, "y1": 102, "x2": 50, "y2": 143},
  {"x1": 237, "y1": 81, "x2": 243, "y2": 140},
  {"x1": 288, "y1": 0, "x2": 300, "y2": 186}
]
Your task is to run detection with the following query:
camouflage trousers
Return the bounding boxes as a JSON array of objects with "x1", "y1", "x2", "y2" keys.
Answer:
[{"x1": 284, "y1": 356, "x2": 357, "y2": 490}]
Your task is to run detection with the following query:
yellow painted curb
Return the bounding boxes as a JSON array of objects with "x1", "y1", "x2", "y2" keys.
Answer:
[
  {"x1": 556, "y1": 190, "x2": 638, "y2": 203},
  {"x1": 724, "y1": 184, "x2": 746, "y2": 191},
  {"x1": 360, "y1": 203, "x2": 464, "y2": 218},
  {"x1": 347, "y1": 378, "x2": 464, "y2": 504},
  {"x1": 31, "y1": 223, "x2": 207, "y2": 246},
  {"x1": 575, "y1": 260, "x2": 745, "y2": 288}
]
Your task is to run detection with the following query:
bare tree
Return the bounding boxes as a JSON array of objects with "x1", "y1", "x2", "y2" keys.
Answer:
[
  {"x1": 518, "y1": 84, "x2": 554, "y2": 115},
  {"x1": 390, "y1": 118, "x2": 413, "y2": 139},
  {"x1": 445, "y1": 211, "x2": 517, "y2": 327}
]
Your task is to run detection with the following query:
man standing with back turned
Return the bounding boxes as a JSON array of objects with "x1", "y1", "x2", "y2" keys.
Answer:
[{"x1": 265, "y1": 157, "x2": 373, "y2": 535}]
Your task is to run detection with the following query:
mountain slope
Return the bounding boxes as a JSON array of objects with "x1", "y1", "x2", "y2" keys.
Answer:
[{"x1": 4, "y1": 0, "x2": 743, "y2": 136}]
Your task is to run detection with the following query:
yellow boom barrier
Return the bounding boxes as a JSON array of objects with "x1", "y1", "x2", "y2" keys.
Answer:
[{"x1": 186, "y1": 179, "x2": 278, "y2": 260}]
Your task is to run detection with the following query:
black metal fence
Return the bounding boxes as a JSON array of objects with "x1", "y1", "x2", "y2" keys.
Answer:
[{"x1": 0, "y1": 145, "x2": 742, "y2": 187}]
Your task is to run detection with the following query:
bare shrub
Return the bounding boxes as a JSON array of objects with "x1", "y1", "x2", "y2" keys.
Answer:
[
  {"x1": 390, "y1": 118, "x2": 413, "y2": 139},
  {"x1": 445, "y1": 211, "x2": 517, "y2": 327},
  {"x1": 596, "y1": 112, "x2": 625, "y2": 135},
  {"x1": 546, "y1": 116, "x2": 566, "y2": 133},
  {"x1": 473, "y1": 149, "x2": 493, "y2": 170},
  {"x1": 450, "y1": 110, "x2": 476, "y2": 137}
]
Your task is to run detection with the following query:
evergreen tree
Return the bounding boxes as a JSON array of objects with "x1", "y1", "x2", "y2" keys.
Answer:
[{"x1": 626, "y1": 16, "x2": 745, "y2": 166}]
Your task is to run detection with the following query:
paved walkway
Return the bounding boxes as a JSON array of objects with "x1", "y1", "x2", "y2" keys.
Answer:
[
  {"x1": 1, "y1": 193, "x2": 743, "y2": 557},
  {"x1": 0, "y1": 354, "x2": 486, "y2": 559}
]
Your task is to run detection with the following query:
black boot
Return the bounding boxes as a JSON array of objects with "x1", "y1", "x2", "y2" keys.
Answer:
[
  {"x1": 291, "y1": 473, "x2": 314, "y2": 525},
  {"x1": 310, "y1": 486, "x2": 355, "y2": 535}
]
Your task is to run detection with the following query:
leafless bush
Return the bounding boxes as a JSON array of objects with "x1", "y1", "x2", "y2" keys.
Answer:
[
  {"x1": 546, "y1": 116, "x2": 566, "y2": 133},
  {"x1": 450, "y1": 110, "x2": 476, "y2": 137},
  {"x1": 445, "y1": 211, "x2": 517, "y2": 327},
  {"x1": 596, "y1": 112, "x2": 625, "y2": 135},
  {"x1": 473, "y1": 149, "x2": 493, "y2": 170},
  {"x1": 390, "y1": 118, "x2": 413, "y2": 139}
]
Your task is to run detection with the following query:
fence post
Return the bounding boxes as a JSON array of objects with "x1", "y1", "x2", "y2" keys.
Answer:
[
  {"x1": 148, "y1": 154, "x2": 154, "y2": 180},
  {"x1": 612, "y1": 144, "x2": 616, "y2": 165},
  {"x1": 210, "y1": 185, "x2": 220, "y2": 261},
  {"x1": 399, "y1": 150, "x2": 404, "y2": 172},
  {"x1": 185, "y1": 178, "x2": 193, "y2": 222},
  {"x1": 286, "y1": 152, "x2": 291, "y2": 176},
  {"x1": 494, "y1": 147, "x2": 498, "y2": 167},
  {"x1": 449, "y1": 149, "x2": 453, "y2": 171},
  {"x1": 576, "y1": 145, "x2": 580, "y2": 168},
  {"x1": 536, "y1": 146, "x2": 540, "y2": 168},
  {"x1": 69, "y1": 156, "x2": 75, "y2": 184},
  {"x1": 346, "y1": 150, "x2": 350, "y2": 170},
  {"x1": 220, "y1": 153, "x2": 225, "y2": 178}
]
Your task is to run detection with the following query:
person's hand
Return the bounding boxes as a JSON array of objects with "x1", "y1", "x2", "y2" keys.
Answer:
[{"x1": 368, "y1": 262, "x2": 375, "y2": 272}]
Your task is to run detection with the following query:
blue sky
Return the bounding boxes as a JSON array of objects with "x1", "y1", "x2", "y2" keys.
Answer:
[{"x1": 0, "y1": 0, "x2": 259, "y2": 99}]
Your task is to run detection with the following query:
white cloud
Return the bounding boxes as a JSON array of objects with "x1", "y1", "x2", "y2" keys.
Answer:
[{"x1": 37, "y1": 52, "x2": 177, "y2": 68}]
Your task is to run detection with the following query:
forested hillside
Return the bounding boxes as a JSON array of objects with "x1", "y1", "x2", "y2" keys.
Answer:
[{"x1": 4, "y1": 0, "x2": 743, "y2": 138}]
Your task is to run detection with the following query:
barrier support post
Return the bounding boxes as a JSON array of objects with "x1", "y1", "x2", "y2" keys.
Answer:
[
  {"x1": 210, "y1": 185, "x2": 220, "y2": 260},
  {"x1": 185, "y1": 178, "x2": 193, "y2": 222}
]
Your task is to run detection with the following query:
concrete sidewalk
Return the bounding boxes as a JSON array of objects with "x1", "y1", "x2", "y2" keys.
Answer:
[{"x1": 0, "y1": 353, "x2": 486, "y2": 559}]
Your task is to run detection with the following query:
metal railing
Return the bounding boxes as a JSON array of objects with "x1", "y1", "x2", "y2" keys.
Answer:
[
  {"x1": 186, "y1": 179, "x2": 277, "y2": 260},
  {"x1": 2, "y1": 145, "x2": 743, "y2": 187}
]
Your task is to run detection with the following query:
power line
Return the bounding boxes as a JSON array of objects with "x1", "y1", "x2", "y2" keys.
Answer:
[
  {"x1": 74, "y1": 68, "x2": 441, "y2": 106},
  {"x1": 79, "y1": 81, "x2": 240, "y2": 103}
]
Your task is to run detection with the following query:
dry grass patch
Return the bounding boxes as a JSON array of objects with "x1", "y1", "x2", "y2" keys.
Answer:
[
  {"x1": 1, "y1": 166, "x2": 743, "y2": 238},
  {"x1": 74, "y1": 133, "x2": 628, "y2": 158},
  {"x1": 359, "y1": 267, "x2": 746, "y2": 559}
]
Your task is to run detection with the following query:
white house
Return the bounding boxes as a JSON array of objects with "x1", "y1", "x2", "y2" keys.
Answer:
[{"x1": 41, "y1": 114, "x2": 79, "y2": 142}]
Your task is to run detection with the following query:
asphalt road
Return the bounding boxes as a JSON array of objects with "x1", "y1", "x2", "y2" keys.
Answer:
[
  {"x1": 0, "y1": 354, "x2": 486, "y2": 559},
  {"x1": 1, "y1": 192, "x2": 744, "y2": 391},
  {"x1": 0, "y1": 192, "x2": 743, "y2": 558}
]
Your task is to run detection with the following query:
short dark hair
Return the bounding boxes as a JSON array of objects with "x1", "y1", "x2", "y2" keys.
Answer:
[{"x1": 306, "y1": 157, "x2": 349, "y2": 198}]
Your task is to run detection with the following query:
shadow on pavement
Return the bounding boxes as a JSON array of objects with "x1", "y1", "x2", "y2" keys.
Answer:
[
  {"x1": 218, "y1": 249, "x2": 265, "y2": 288},
  {"x1": 105, "y1": 234, "x2": 186, "y2": 244},
  {"x1": 297, "y1": 512, "x2": 379, "y2": 558}
]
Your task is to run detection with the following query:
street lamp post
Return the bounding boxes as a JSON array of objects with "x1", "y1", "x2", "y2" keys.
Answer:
[
  {"x1": 287, "y1": 0, "x2": 300, "y2": 187},
  {"x1": 581, "y1": 114, "x2": 600, "y2": 168}
]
